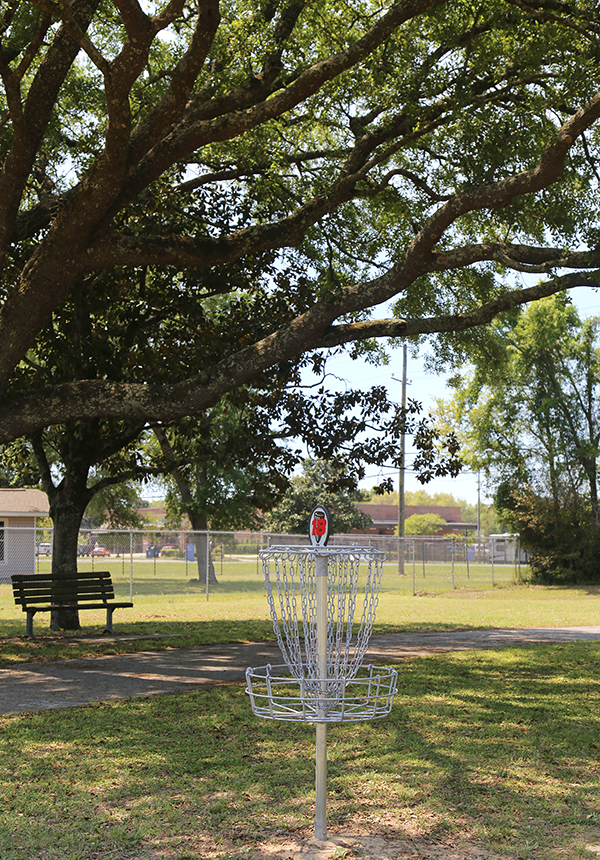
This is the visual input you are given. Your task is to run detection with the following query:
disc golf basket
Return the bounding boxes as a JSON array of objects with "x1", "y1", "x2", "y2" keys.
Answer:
[{"x1": 246, "y1": 526, "x2": 397, "y2": 841}]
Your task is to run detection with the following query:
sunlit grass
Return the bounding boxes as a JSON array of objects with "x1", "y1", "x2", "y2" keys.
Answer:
[{"x1": 2, "y1": 556, "x2": 600, "y2": 666}]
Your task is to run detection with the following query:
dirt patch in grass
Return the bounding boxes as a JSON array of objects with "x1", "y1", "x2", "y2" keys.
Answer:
[{"x1": 251, "y1": 831, "x2": 505, "y2": 859}]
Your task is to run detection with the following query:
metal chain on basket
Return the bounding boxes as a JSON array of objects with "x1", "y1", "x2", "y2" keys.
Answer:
[
  {"x1": 264, "y1": 549, "x2": 303, "y2": 678},
  {"x1": 249, "y1": 543, "x2": 397, "y2": 728},
  {"x1": 346, "y1": 553, "x2": 382, "y2": 678},
  {"x1": 262, "y1": 546, "x2": 384, "y2": 689}
]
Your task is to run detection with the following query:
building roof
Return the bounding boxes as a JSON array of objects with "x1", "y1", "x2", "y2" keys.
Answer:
[
  {"x1": 354, "y1": 503, "x2": 477, "y2": 534},
  {"x1": 357, "y1": 503, "x2": 462, "y2": 524},
  {"x1": 0, "y1": 488, "x2": 49, "y2": 516}
]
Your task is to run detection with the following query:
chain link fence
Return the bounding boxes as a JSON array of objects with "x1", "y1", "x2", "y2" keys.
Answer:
[{"x1": 0, "y1": 526, "x2": 526, "y2": 600}]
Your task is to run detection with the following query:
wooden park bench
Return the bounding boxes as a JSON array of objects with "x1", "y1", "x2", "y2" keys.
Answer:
[{"x1": 11, "y1": 570, "x2": 133, "y2": 638}]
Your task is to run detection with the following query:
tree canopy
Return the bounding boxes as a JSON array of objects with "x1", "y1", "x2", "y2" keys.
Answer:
[
  {"x1": 445, "y1": 296, "x2": 600, "y2": 513},
  {"x1": 441, "y1": 294, "x2": 600, "y2": 581},
  {"x1": 2, "y1": 0, "x2": 600, "y2": 441},
  {"x1": 403, "y1": 512, "x2": 445, "y2": 535},
  {"x1": 263, "y1": 458, "x2": 373, "y2": 534}
]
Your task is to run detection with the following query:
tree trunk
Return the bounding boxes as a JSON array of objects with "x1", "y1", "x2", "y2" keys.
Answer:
[
  {"x1": 49, "y1": 497, "x2": 88, "y2": 630},
  {"x1": 189, "y1": 512, "x2": 218, "y2": 585},
  {"x1": 153, "y1": 425, "x2": 218, "y2": 585},
  {"x1": 31, "y1": 431, "x2": 93, "y2": 631},
  {"x1": 584, "y1": 455, "x2": 600, "y2": 527}
]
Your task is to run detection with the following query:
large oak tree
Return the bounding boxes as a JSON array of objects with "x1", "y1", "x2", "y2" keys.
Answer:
[{"x1": 2, "y1": 0, "x2": 600, "y2": 442}]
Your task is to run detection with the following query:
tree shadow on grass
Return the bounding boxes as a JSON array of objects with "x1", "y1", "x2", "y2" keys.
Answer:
[
  {"x1": 2, "y1": 643, "x2": 600, "y2": 859},
  {"x1": 126, "y1": 577, "x2": 267, "y2": 597}
]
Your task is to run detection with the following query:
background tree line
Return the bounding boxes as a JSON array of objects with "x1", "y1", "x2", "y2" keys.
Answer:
[
  {"x1": 366, "y1": 488, "x2": 502, "y2": 536},
  {"x1": 441, "y1": 295, "x2": 600, "y2": 583}
]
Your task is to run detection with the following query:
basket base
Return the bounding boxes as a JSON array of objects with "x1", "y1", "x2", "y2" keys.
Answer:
[{"x1": 245, "y1": 663, "x2": 397, "y2": 723}]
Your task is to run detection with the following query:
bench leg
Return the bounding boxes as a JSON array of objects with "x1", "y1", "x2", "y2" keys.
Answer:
[
  {"x1": 104, "y1": 607, "x2": 114, "y2": 635},
  {"x1": 26, "y1": 610, "x2": 35, "y2": 639}
]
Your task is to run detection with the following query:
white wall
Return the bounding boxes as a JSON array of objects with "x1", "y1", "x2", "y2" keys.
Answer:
[{"x1": 0, "y1": 518, "x2": 37, "y2": 582}]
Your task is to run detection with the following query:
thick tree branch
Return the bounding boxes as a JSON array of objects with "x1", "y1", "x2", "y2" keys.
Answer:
[
  {"x1": 315, "y1": 272, "x2": 600, "y2": 348},
  {"x1": 87, "y1": 79, "x2": 600, "y2": 276},
  {"x1": 88, "y1": 464, "x2": 164, "y2": 495},
  {"x1": 2, "y1": 273, "x2": 600, "y2": 445},
  {"x1": 127, "y1": 0, "x2": 220, "y2": 165},
  {"x1": 115, "y1": 0, "x2": 447, "y2": 209},
  {"x1": 28, "y1": 0, "x2": 110, "y2": 73},
  {"x1": 0, "y1": 0, "x2": 100, "y2": 263},
  {"x1": 429, "y1": 244, "x2": 600, "y2": 274}
]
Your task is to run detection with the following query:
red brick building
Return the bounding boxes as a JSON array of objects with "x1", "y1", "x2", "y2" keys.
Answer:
[{"x1": 355, "y1": 503, "x2": 476, "y2": 536}]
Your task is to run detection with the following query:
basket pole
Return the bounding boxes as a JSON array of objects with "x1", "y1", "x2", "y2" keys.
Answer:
[{"x1": 315, "y1": 552, "x2": 328, "y2": 840}]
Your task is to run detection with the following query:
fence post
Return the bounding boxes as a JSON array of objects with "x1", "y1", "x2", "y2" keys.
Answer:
[
  {"x1": 129, "y1": 531, "x2": 133, "y2": 602},
  {"x1": 206, "y1": 530, "x2": 210, "y2": 601},
  {"x1": 412, "y1": 539, "x2": 416, "y2": 595}
]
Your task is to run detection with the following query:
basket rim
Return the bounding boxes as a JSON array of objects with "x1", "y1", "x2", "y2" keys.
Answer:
[{"x1": 259, "y1": 544, "x2": 385, "y2": 559}]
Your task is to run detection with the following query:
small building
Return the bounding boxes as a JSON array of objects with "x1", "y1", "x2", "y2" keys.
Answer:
[
  {"x1": 489, "y1": 533, "x2": 528, "y2": 564},
  {"x1": 355, "y1": 503, "x2": 477, "y2": 536},
  {"x1": 0, "y1": 489, "x2": 50, "y2": 583}
]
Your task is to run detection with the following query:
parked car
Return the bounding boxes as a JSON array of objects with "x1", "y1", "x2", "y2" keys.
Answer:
[
  {"x1": 91, "y1": 546, "x2": 111, "y2": 557},
  {"x1": 36, "y1": 542, "x2": 52, "y2": 556},
  {"x1": 159, "y1": 545, "x2": 180, "y2": 557},
  {"x1": 77, "y1": 544, "x2": 91, "y2": 557}
]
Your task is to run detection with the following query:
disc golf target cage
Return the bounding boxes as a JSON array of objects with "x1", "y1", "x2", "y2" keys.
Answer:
[{"x1": 246, "y1": 545, "x2": 397, "y2": 840}]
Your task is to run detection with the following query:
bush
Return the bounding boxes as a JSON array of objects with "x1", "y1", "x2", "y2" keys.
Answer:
[
  {"x1": 404, "y1": 513, "x2": 446, "y2": 536},
  {"x1": 159, "y1": 547, "x2": 184, "y2": 558},
  {"x1": 498, "y1": 484, "x2": 600, "y2": 584}
]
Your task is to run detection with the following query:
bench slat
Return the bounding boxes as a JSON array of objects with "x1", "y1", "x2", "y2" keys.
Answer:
[
  {"x1": 13, "y1": 583, "x2": 115, "y2": 597},
  {"x1": 13, "y1": 590, "x2": 116, "y2": 604},
  {"x1": 13, "y1": 569, "x2": 111, "y2": 576},
  {"x1": 26, "y1": 602, "x2": 133, "y2": 612},
  {"x1": 11, "y1": 574, "x2": 112, "y2": 589},
  {"x1": 14, "y1": 594, "x2": 116, "y2": 605},
  {"x1": 13, "y1": 579, "x2": 114, "y2": 590}
]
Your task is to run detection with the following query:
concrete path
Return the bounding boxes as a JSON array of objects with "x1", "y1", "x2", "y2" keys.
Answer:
[{"x1": 2, "y1": 626, "x2": 600, "y2": 716}]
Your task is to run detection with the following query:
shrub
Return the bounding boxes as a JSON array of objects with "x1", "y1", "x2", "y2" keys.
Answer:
[
  {"x1": 160, "y1": 547, "x2": 184, "y2": 558},
  {"x1": 497, "y1": 484, "x2": 600, "y2": 584}
]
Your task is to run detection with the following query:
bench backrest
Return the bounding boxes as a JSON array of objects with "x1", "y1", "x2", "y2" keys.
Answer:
[{"x1": 11, "y1": 571, "x2": 115, "y2": 606}]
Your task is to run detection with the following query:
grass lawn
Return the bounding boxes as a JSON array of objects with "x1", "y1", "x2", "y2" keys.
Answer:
[
  {"x1": 2, "y1": 642, "x2": 600, "y2": 859},
  {"x1": 2, "y1": 556, "x2": 600, "y2": 665}
]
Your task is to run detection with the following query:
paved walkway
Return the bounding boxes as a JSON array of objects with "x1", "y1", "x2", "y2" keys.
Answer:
[{"x1": 2, "y1": 626, "x2": 600, "y2": 715}]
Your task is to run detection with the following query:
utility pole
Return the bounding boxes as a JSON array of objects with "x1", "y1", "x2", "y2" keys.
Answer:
[
  {"x1": 477, "y1": 470, "x2": 481, "y2": 563},
  {"x1": 397, "y1": 344, "x2": 407, "y2": 575}
]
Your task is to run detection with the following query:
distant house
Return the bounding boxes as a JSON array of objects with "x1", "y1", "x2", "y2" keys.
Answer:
[
  {"x1": 136, "y1": 502, "x2": 167, "y2": 527},
  {"x1": 354, "y1": 503, "x2": 477, "y2": 536},
  {"x1": 0, "y1": 489, "x2": 50, "y2": 583}
]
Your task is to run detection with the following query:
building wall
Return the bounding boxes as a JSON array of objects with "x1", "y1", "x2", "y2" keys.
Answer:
[
  {"x1": 0, "y1": 517, "x2": 37, "y2": 583},
  {"x1": 355, "y1": 503, "x2": 463, "y2": 535}
]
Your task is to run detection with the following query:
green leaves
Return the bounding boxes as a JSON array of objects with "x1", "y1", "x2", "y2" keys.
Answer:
[{"x1": 443, "y1": 292, "x2": 600, "y2": 580}]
